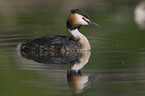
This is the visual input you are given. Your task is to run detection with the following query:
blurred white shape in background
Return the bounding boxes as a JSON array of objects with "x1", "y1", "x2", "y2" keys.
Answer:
[{"x1": 135, "y1": 1, "x2": 145, "y2": 30}]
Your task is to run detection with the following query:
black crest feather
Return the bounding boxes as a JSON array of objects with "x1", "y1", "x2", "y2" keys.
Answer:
[{"x1": 71, "y1": 9, "x2": 90, "y2": 19}]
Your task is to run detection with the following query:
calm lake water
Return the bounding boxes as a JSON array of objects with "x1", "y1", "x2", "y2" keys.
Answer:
[{"x1": 0, "y1": 0, "x2": 145, "y2": 96}]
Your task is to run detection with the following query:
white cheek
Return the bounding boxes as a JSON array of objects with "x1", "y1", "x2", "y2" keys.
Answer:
[
  {"x1": 77, "y1": 15, "x2": 89, "y2": 25},
  {"x1": 78, "y1": 19, "x2": 88, "y2": 25}
]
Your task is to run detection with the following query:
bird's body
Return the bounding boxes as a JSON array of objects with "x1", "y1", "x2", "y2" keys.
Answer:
[
  {"x1": 20, "y1": 9, "x2": 101, "y2": 52},
  {"x1": 21, "y1": 35, "x2": 81, "y2": 52}
]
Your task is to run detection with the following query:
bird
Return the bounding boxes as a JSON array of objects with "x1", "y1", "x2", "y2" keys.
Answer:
[
  {"x1": 20, "y1": 9, "x2": 101, "y2": 53},
  {"x1": 135, "y1": 1, "x2": 145, "y2": 29}
]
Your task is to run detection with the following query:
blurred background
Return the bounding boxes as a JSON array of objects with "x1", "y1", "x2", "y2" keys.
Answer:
[{"x1": 0, "y1": 0, "x2": 145, "y2": 96}]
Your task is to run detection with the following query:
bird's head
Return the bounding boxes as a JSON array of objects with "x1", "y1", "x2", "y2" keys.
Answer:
[{"x1": 67, "y1": 9, "x2": 101, "y2": 30}]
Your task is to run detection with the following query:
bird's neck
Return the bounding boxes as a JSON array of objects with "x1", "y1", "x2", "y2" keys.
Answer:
[
  {"x1": 70, "y1": 50, "x2": 91, "y2": 70},
  {"x1": 68, "y1": 28, "x2": 91, "y2": 50}
]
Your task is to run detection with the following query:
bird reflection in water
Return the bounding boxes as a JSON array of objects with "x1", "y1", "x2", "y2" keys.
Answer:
[
  {"x1": 67, "y1": 51, "x2": 99, "y2": 94},
  {"x1": 17, "y1": 44, "x2": 100, "y2": 95},
  {"x1": 67, "y1": 70, "x2": 99, "y2": 95}
]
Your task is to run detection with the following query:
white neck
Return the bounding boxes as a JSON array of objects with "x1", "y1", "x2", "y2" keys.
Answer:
[
  {"x1": 68, "y1": 28, "x2": 91, "y2": 50},
  {"x1": 70, "y1": 51, "x2": 91, "y2": 70}
]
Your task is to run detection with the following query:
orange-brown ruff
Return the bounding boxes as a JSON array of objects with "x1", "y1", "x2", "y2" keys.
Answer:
[{"x1": 20, "y1": 9, "x2": 101, "y2": 52}]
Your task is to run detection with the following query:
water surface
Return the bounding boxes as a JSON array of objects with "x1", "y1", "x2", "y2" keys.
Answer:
[{"x1": 0, "y1": 0, "x2": 145, "y2": 96}]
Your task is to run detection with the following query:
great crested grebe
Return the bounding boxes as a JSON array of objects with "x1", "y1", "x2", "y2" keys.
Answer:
[
  {"x1": 20, "y1": 9, "x2": 101, "y2": 52},
  {"x1": 135, "y1": 1, "x2": 145, "y2": 29}
]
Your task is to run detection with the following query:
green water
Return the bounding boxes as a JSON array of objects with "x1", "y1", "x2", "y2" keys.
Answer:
[{"x1": 0, "y1": 0, "x2": 145, "y2": 96}]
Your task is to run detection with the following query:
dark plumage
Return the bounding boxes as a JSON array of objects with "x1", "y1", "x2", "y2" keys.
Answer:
[
  {"x1": 21, "y1": 35, "x2": 81, "y2": 52},
  {"x1": 20, "y1": 44, "x2": 82, "y2": 64},
  {"x1": 71, "y1": 9, "x2": 90, "y2": 19}
]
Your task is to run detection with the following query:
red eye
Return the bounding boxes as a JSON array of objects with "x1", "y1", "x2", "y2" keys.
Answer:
[{"x1": 82, "y1": 17, "x2": 90, "y2": 22}]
